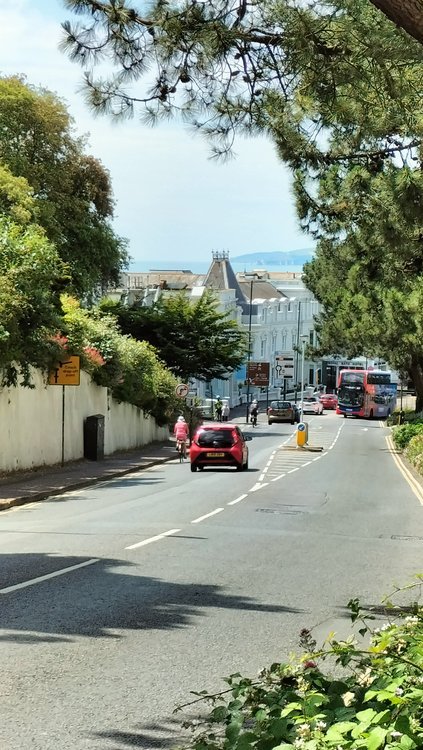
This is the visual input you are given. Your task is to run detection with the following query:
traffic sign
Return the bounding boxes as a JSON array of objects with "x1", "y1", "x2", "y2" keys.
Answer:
[
  {"x1": 49, "y1": 356, "x2": 80, "y2": 386},
  {"x1": 247, "y1": 361, "x2": 270, "y2": 387},
  {"x1": 175, "y1": 383, "x2": 189, "y2": 398},
  {"x1": 275, "y1": 354, "x2": 294, "y2": 377}
]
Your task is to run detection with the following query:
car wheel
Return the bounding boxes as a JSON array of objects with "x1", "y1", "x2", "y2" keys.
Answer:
[
  {"x1": 268, "y1": 420, "x2": 272, "y2": 425},
  {"x1": 369, "y1": 409, "x2": 374, "y2": 419},
  {"x1": 343, "y1": 413, "x2": 347, "y2": 418},
  {"x1": 236, "y1": 463, "x2": 243, "y2": 471},
  {"x1": 198, "y1": 466, "x2": 204, "y2": 471},
  {"x1": 190, "y1": 464, "x2": 197, "y2": 472},
  {"x1": 243, "y1": 457, "x2": 249, "y2": 470}
]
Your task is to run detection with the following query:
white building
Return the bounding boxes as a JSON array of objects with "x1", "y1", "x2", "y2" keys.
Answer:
[{"x1": 113, "y1": 253, "x2": 323, "y2": 407}]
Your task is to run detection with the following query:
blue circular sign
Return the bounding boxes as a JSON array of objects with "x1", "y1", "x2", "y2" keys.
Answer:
[{"x1": 297, "y1": 423, "x2": 306, "y2": 431}]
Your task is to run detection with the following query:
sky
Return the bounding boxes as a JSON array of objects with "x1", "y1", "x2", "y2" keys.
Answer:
[{"x1": 0, "y1": 0, "x2": 311, "y2": 267}]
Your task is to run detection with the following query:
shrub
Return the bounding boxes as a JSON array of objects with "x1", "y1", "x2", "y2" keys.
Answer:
[
  {"x1": 405, "y1": 434, "x2": 423, "y2": 477},
  {"x1": 175, "y1": 582, "x2": 423, "y2": 750},
  {"x1": 392, "y1": 423, "x2": 423, "y2": 450},
  {"x1": 60, "y1": 295, "x2": 179, "y2": 424}
]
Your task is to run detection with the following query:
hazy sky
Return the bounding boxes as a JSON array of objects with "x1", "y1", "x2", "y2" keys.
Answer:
[{"x1": 0, "y1": 0, "x2": 310, "y2": 266}]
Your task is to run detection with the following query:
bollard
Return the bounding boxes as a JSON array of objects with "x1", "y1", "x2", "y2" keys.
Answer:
[{"x1": 296, "y1": 422, "x2": 308, "y2": 448}]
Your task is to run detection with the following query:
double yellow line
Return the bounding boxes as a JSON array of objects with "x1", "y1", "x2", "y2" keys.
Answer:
[{"x1": 386, "y1": 434, "x2": 423, "y2": 505}]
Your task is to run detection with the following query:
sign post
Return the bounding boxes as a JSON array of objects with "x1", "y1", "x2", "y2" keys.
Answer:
[{"x1": 49, "y1": 356, "x2": 81, "y2": 466}]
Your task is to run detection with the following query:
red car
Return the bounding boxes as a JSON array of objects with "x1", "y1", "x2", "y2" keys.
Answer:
[
  {"x1": 319, "y1": 393, "x2": 338, "y2": 410},
  {"x1": 190, "y1": 423, "x2": 251, "y2": 472}
]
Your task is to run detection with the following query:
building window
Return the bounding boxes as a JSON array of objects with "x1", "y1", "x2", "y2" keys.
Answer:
[
  {"x1": 309, "y1": 330, "x2": 314, "y2": 346},
  {"x1": 309, "y1": 368, "x2": 314, "y2": 385},
  {"x1": 260, "y1": 339, "x2": 266, "y2": 358}
]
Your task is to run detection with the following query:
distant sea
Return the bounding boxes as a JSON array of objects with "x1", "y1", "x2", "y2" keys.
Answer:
[{"x1": 128, "y1": 259, "x2": 304, "y2": 274}]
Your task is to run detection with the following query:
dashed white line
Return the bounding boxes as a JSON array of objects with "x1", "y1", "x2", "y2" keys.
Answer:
[
  {"x1": 191, "y1": 508, "x2": 224, "y2": 524},
  {"x1": 126, "y1": 528, "x2": 181, "y2": 549},
  {"x1": 0, "y1": 558, "x2": 100, "y2": 594},
  {"x1": 250, "y1": 482, "x2": 269, "y2": 492},
  {"x1": 227, "y1": 494, "x2": 248, "y2": 506},
  {"x1": 259, "y1": 473, "x2": 266, "y2": 481}
]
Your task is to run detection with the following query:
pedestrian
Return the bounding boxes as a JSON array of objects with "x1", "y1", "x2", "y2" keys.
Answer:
[
  {"x1": 214, "y1": 396, "x2": 223, "y2": 422},
  {"x1": 221, "y1": 401, "x2": 230, "y2": 422}
]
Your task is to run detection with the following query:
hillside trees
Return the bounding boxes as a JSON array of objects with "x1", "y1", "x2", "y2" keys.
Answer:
[
  {"x1": 101, "y1": 290, "x2": 248, "y2": 382},
  {"x1": 62, "y1": 0, "x2": 423, "y2": 403},
  {"x1": 0, "y1": 76, "x2": 128, "y2": 296}
]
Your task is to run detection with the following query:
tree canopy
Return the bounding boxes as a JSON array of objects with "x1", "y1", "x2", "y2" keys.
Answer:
[
  {"x1": 61, "y1": 0, "x2": 423, "y2": 405},
  {"x1": 101, "y1": 290, "x2": 248, "y2": 382},
  {"x1": 0, "y1": 216, "x2": 68, "y2": 386},
  {"x1": 0, "y1": 75, "x2": 128, "y2": 296}
]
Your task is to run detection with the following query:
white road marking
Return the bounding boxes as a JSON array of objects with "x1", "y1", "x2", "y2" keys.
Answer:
[
  {"x1": 250, "y1": 482, "x2": 269, "y2": 492},
  {"x1": 302, "y1": 461, "x2": 312, "y2": 467},
  {"x1": 227, "y1": 494, "x2": 248, "y2": 506},
  {"x1": 126, "y1": 528, "x2": 181, "y2": 549},
  {"x1": 362, "y1": 428, "x2": 368, "y2": 431},
  {"x1": 271, "y1": 473, "x2": 286, "y2": 482},
  {"x1": 0, "y1": 558, "x2": 100, "y2": 595},
  {"x1": 313, "y1": 456, "x2": 321, "y2": 461},
  {"x1": 191, "y1": 508, "x2": 224, "y2": 524},
  {"x1": 287, "y1": 467, "x2": 299, "y2": 474}
]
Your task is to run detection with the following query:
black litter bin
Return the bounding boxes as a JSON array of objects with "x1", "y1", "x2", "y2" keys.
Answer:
[{"x1": 84, "y1": 414, "x2": 105, "y2": 460}]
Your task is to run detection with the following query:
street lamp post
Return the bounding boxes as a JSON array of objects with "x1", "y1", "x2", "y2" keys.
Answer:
[
  {"x1": 294, "y1": 300, "x2": 302, "y2": 404},
  {"x1": 245, "y1": 274, "x2": 259, "y2": 424},
  {"x1": 300, "y1": 335, "x2": 307, "y2": 417}
]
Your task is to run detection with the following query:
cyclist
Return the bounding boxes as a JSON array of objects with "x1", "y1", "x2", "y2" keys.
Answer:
[
  {"x1": 249, "y1": 399, "x2": 259, "y2": 427},
  {"x1": 174, "y1": 415, "x2": 189, "y2": 458}
]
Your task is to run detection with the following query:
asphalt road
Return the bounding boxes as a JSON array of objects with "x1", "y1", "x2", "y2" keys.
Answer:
[{"x1": 0, "y1": 413, "x2": 422, "y2": 749}]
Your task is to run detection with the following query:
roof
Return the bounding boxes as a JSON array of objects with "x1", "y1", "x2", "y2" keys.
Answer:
[
  {"x1": 238, "y1": 280, "x2": 288, "y2": 301},
  {"x1": 203, "y1": 254, "x2": 246, "y2": 307}
]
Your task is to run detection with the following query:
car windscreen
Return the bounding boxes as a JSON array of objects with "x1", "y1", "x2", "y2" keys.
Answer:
[
  {"x1": 270, "y1": 401, "x2": 292, "y2": 409},
  {"x1": 197, "y1": 429, "x2": 234, "y2": 448},
  {"x1": 304, "y1": 398, "x2": 317, "y2": 403}
]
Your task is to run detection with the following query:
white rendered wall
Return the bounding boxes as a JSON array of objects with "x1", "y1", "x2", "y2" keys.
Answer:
[{"x1": 0, "y1": 368, "x2": 168, "y2": 473}]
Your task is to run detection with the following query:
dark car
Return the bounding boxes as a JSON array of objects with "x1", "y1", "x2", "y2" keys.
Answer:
[
  {"x1": 190, "y1": 423, "x2": 251, "y2": 472},
  {"x1": 267, "y1": 400, "x2": 299, "y2": 425}
]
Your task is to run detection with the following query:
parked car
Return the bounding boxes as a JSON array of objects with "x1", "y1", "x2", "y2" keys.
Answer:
[
  {"x1": 190, "y1": 423, "x2": 251, "y2": 472},
  {"x1": 267, "y1": 400, "x2": 300, "y2": 425},
  {"x1": 319, "y1": 393, "x2": 338, "y2": 410},
  {"x1": 301, "y1": 396, "x2": 324, "y2": 415}
]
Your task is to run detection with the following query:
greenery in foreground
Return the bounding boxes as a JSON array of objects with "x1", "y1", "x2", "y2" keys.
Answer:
[
  {"x1": 62, "y1": 0, "x2": 423, "y2": 407},
  {"x1": 175, "y1": 580, "x2": 423, "y2": 750}
]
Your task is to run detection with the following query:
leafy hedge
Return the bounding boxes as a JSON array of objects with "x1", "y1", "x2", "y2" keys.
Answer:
[
  {"x1": 176, "y1": 583, "x2": 423, "y2": 750},
  {"x1": 404, "y1": 435, "x2": 423, "y2": 477},
  {"x1": 391, "y1": 423, "x2": 423, "y2": 451}
]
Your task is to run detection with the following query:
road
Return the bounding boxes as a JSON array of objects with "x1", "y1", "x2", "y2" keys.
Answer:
[{"x1": 0, "y1": 412, "x2": 422, "y2": 749}]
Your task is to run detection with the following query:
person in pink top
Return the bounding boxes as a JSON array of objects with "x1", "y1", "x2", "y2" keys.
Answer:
[{"x1": 174, "y1": 416, "x2": 189, "y2": 458}]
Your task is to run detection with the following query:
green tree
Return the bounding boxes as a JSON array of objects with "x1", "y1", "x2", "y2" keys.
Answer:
[
  {"x1": 0, "y1": 76, "x2": 128, "y2": 296},
  {"x1": 0, "y1": 217, "x2": 69, "y2": 386},
  {"x1": 0, "y1": 164, "x2": 36, "y2": 225},
  {"x1": 101, "y1": 290, "x2": 247, "y2": 382},
  {"x1": 62, "y1": 1, "x2": 423, "y2": 400}
]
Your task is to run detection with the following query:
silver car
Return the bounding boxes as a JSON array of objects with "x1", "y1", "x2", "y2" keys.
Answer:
[{"x1": 300, "y1": 396, "x2": 324, "y2": 415}]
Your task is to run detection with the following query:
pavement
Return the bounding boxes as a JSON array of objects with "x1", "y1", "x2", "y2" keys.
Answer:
[{"x1": 0, "y1": 404, "x2": 256, "y2": 512}]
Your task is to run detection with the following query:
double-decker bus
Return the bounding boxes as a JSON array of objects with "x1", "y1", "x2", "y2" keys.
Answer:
[{"x1": 336, "y1": 369, "x2": 397, "y2": 419}]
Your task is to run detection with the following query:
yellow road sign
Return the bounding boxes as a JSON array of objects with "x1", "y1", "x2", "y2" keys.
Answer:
[{"x1": 49, "y1": 356, "x2": 81, "y2": 386}]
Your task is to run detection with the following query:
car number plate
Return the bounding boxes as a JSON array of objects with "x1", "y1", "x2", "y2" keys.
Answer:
[{"x1": 207, "y1": 452, "x2": 224, "y2": 457}]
